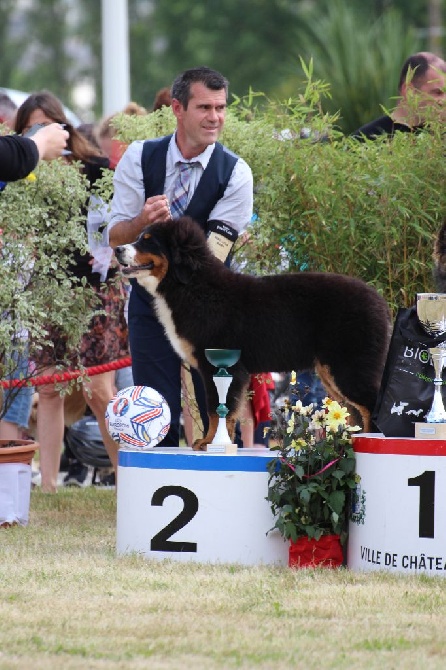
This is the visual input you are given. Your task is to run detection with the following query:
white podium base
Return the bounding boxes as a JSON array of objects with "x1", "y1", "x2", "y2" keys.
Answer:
[
  {"x1": 0, "y1": 463, "x2": 32, "y2": 526},
  {"x1": 117, "y1": 447, "x2": 288, "y2": 566},
  {"x1": 349, "y1": 434, "x2": 446, "y2": 576}
]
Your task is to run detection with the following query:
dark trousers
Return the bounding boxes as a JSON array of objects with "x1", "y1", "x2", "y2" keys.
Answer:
[{"x1": 128, "y1": 286, "x2": 209, "y2": 445}]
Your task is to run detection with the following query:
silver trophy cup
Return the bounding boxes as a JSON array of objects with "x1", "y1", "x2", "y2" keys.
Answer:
[{"x1": 416, "y1": 293, "x2": 446, "y2": 423}]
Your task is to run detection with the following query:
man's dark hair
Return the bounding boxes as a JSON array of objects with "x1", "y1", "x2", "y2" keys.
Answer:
[
  {"x1": 171, "y1": 67, "x2": 228, "y2": 109},
  {"x1": 397, "y1": 52, "x2": 445, "y2": 92}
]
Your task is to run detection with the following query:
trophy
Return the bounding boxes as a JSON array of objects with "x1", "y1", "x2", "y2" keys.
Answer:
[
  {"x1": 415, "y1": 293, "x2": 446, "y2": 437},
  {"x1": 204, "y1": 349, "x2": 241, "y2": 454}
]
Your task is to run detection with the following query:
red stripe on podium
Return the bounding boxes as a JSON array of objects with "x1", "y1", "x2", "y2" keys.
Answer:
[{"x1": 353, "y1": 435, "x2": 446, "y2": 456}]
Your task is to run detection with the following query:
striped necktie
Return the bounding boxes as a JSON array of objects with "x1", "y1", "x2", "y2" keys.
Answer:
[{"x1": 170, "y1": 162, "x2": 199, "y2": 218}]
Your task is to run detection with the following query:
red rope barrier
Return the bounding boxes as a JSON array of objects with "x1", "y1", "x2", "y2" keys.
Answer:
[{"x1": 1, "y1": 356, "x2": 132, "y2": 389}]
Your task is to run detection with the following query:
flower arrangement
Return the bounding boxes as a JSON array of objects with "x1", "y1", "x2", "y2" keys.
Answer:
[{"x1": 266, "y1": 385, "x2": 360, "y2": 546}]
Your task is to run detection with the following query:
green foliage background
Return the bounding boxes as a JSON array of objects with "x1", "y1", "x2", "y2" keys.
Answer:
[
  {"x1": 100, "y1": 73, "x2": 446, "y2": 316},
  {"x1": 0, "y1": 0, "x2": 442, "y2": 133}
]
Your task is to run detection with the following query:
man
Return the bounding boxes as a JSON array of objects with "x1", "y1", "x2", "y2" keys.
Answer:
[
  {"x1": 0, "y1": 123, "x2": 68, "y2": 181},
  {"x1": 108, "y1": 66, "x2": 253, "y2": 447},
  {"x1": 352, "y1": 51, "x2": 446, "y2": 139}
]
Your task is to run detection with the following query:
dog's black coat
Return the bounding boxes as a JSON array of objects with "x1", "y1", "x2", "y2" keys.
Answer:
[{"x1": 116, "y1": 217, "x2": 390, "y2": 445}]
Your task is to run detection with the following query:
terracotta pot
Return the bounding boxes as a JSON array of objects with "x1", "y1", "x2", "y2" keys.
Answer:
[
  {"x1": 289, "y1": 534, "x2": 343, "y2": 568},
  {"x1": 0, "y1": 439, "x2": 38, "y2": 465}
]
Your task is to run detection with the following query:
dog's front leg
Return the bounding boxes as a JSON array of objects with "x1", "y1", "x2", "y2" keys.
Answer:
[
  {"x1": 193, "y1": 370, "x2": 219, "y2": 451},
  {"x1": 193, "y1": 364, "x2": 249, "y2": 451}
]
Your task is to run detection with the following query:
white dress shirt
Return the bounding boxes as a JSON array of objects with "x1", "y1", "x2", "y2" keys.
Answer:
[{"x1": 106, "y1": 134, "x2": 253, "y2": 244}]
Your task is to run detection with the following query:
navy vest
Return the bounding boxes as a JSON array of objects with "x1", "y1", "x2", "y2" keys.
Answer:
[
  {"x1": 141, "y1": 134, "x2": 238, "y2": 234},
  {"x1": 132, "y1": 135, "x2": 238, "y2": 305}
]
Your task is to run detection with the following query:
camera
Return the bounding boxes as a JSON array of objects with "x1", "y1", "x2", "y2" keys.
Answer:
[{"x1": 23, "y1": 123, "x2": 47, "y2": 138}]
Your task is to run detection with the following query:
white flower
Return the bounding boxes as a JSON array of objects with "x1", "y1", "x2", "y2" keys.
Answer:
[
  {"x1": 291, "y1": 400, "x2": 304, "y2": 413},
  {"x1": 308, "y1": 409, "x2": 326, "y2": 430}
]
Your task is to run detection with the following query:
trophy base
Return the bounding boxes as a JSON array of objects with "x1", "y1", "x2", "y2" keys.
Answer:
[
  {"x1": 206, "y1": 443, "x2": 238, "y2": 454},
  {"x1": 415, "y1": 422, "x2": 446, "y2": 439}
]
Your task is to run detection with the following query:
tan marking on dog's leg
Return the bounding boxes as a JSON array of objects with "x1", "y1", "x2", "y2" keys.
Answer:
[
  {"x1": 192, "y1": 413, "x2": 239, "y2": 451},
  {"x1": 315, "y1": 362, "x2": 371, "y2": 432},
  {"x1": 192, "y1": 378, "x2": 247, "y2": 451},
  {"x1": 315, "y1": 363, "x2": 342, "y2": 402},
  {"x1": 193, "y1": 415, "x2": 219, "y2": 451}
]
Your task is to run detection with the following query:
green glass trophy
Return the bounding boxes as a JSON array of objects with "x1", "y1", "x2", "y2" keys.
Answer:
[{"x1": 204, "y1": 349, "x2": 241, "y2": 454}]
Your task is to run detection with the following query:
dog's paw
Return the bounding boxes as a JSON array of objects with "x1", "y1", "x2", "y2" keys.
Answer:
[{"x1": 192, "y1": 439, "x2": 209, "y2": 451}]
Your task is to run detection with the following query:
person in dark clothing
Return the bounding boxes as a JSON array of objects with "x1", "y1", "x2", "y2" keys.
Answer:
[
  {"x1": 352, "y1": 51, "x2": 446, "y2": 140},
  {"x1": 0, "y1": 124, "x2": 68, "y2": 181}
]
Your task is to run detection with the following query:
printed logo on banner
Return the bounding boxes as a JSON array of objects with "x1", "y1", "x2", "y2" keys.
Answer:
[{"x1": 350, "y1": 478, "x2": 366, "y2": 525}]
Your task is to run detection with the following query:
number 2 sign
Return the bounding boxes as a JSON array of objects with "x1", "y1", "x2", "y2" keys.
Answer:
[{"x1": 116, "y1": 449, "x2": 288, "y2": 567}]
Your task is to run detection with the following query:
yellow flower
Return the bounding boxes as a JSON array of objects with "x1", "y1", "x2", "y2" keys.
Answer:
[
  {"x1": 25, "y1": 172, "x2": 36, "y2": 182},
  {"x1": 292, "y1": 438, "x2": 306, "y2": 450},
  {"x1": 325, "y1": 401, "x2": 349, "y2": 431}
]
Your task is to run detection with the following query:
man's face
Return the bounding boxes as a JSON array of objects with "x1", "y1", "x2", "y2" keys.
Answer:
[
  {"x1": 410, "y1": 64, "x2": 446, "y2": 122},
  {"x1": 172, "y1": 82, "x2": 227, "y2": 156}
]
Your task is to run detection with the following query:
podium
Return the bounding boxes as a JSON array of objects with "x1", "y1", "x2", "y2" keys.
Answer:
[
  {"x1": 117, "y1": 447, "x2": 288, "y2": 566},
  {"x1": 348, "y1": 434, "x2": 446, "y2": 576}
]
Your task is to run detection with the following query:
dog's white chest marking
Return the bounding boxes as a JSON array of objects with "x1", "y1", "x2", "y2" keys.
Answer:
[
  {"x1": 146, "y1": 291, "x2": 197, "y2": 367},
  {"x1": 138, "y1": 275, "x2": 160, "y2": 296},
  {"x1": 136, "y1": 277, "x2": 196, "y2": 365}
]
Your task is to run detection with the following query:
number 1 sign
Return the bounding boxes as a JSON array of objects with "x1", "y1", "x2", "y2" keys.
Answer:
[
  {"x1": 116, "y1": 448, "x2": 288, "y2": 567},
  {"x1": 348, "y1": 435, "x2": 446, "y2": 576}
]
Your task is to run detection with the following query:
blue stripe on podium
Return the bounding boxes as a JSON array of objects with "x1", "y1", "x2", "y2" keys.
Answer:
[{"x1": 118, "y1": 449, "x2": 273, "y2": 472}]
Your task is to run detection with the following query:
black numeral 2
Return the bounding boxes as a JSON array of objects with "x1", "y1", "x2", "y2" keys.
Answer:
[{"x1": 150, "y1": 485, "x2": 199, "y2": 552}]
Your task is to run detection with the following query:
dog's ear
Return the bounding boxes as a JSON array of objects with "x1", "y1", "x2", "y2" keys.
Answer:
[
  {"x1": 167, "y1": 218, "x2": 208, "y2": 284},
  {"x1": 170, "y1": 256, "x2": 195, "y2": 284}
]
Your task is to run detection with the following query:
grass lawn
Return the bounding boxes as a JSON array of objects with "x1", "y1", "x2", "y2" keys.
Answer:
[{"x1": 1, "y1": 487, "x2": 446, "y2": 669}]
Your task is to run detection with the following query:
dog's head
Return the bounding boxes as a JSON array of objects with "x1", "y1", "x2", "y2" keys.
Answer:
[{"x1": 115, "y1": 217, "x2": 211, "y2": 291}]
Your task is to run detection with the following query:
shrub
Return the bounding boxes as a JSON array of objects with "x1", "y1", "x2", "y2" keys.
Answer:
[
  {"x1": 100, "y1": 73, "x2": 446, "y2": 315},
  {"x1": 0, "y1": 159, "x2": 97, "y2": 415}
]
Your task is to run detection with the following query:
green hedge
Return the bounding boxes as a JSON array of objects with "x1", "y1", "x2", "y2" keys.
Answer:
[{"x1": 102, "y1": 83, "x2": 446, "y2": 315}]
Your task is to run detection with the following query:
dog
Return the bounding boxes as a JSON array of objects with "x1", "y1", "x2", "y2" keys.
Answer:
[{"x1": 115, "y1": 217, "x2": 391, "y2": 450}]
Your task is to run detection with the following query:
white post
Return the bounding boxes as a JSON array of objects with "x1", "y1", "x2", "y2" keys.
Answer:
[{"x1": 101, "y1": 0, "x2": 130, "y2": 116}]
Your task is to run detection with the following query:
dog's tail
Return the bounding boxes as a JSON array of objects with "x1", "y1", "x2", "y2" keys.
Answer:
[{"x1": 433, "y1": 220, "x2": 446, "y2": 293}]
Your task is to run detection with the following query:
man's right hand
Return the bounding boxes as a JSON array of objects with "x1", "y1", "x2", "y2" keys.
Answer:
[
  {"x1": 140, "y1": 195, "x2": 172, "y2": 225},
  {"x1": 109, "y1": 195, "x2": 172, "y2": 248},
  {"x1": 31, "y1": 123, "x2": 69, "y2": 161}
]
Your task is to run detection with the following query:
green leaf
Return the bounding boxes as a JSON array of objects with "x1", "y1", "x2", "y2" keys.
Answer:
[{"x1": 328, "y1": 491, "x2": 345, "y2": 515}]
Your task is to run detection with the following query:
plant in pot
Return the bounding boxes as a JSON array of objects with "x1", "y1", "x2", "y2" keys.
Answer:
[{"x1": 266, "y1": 383, "x2": 360, "y2": 568}]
